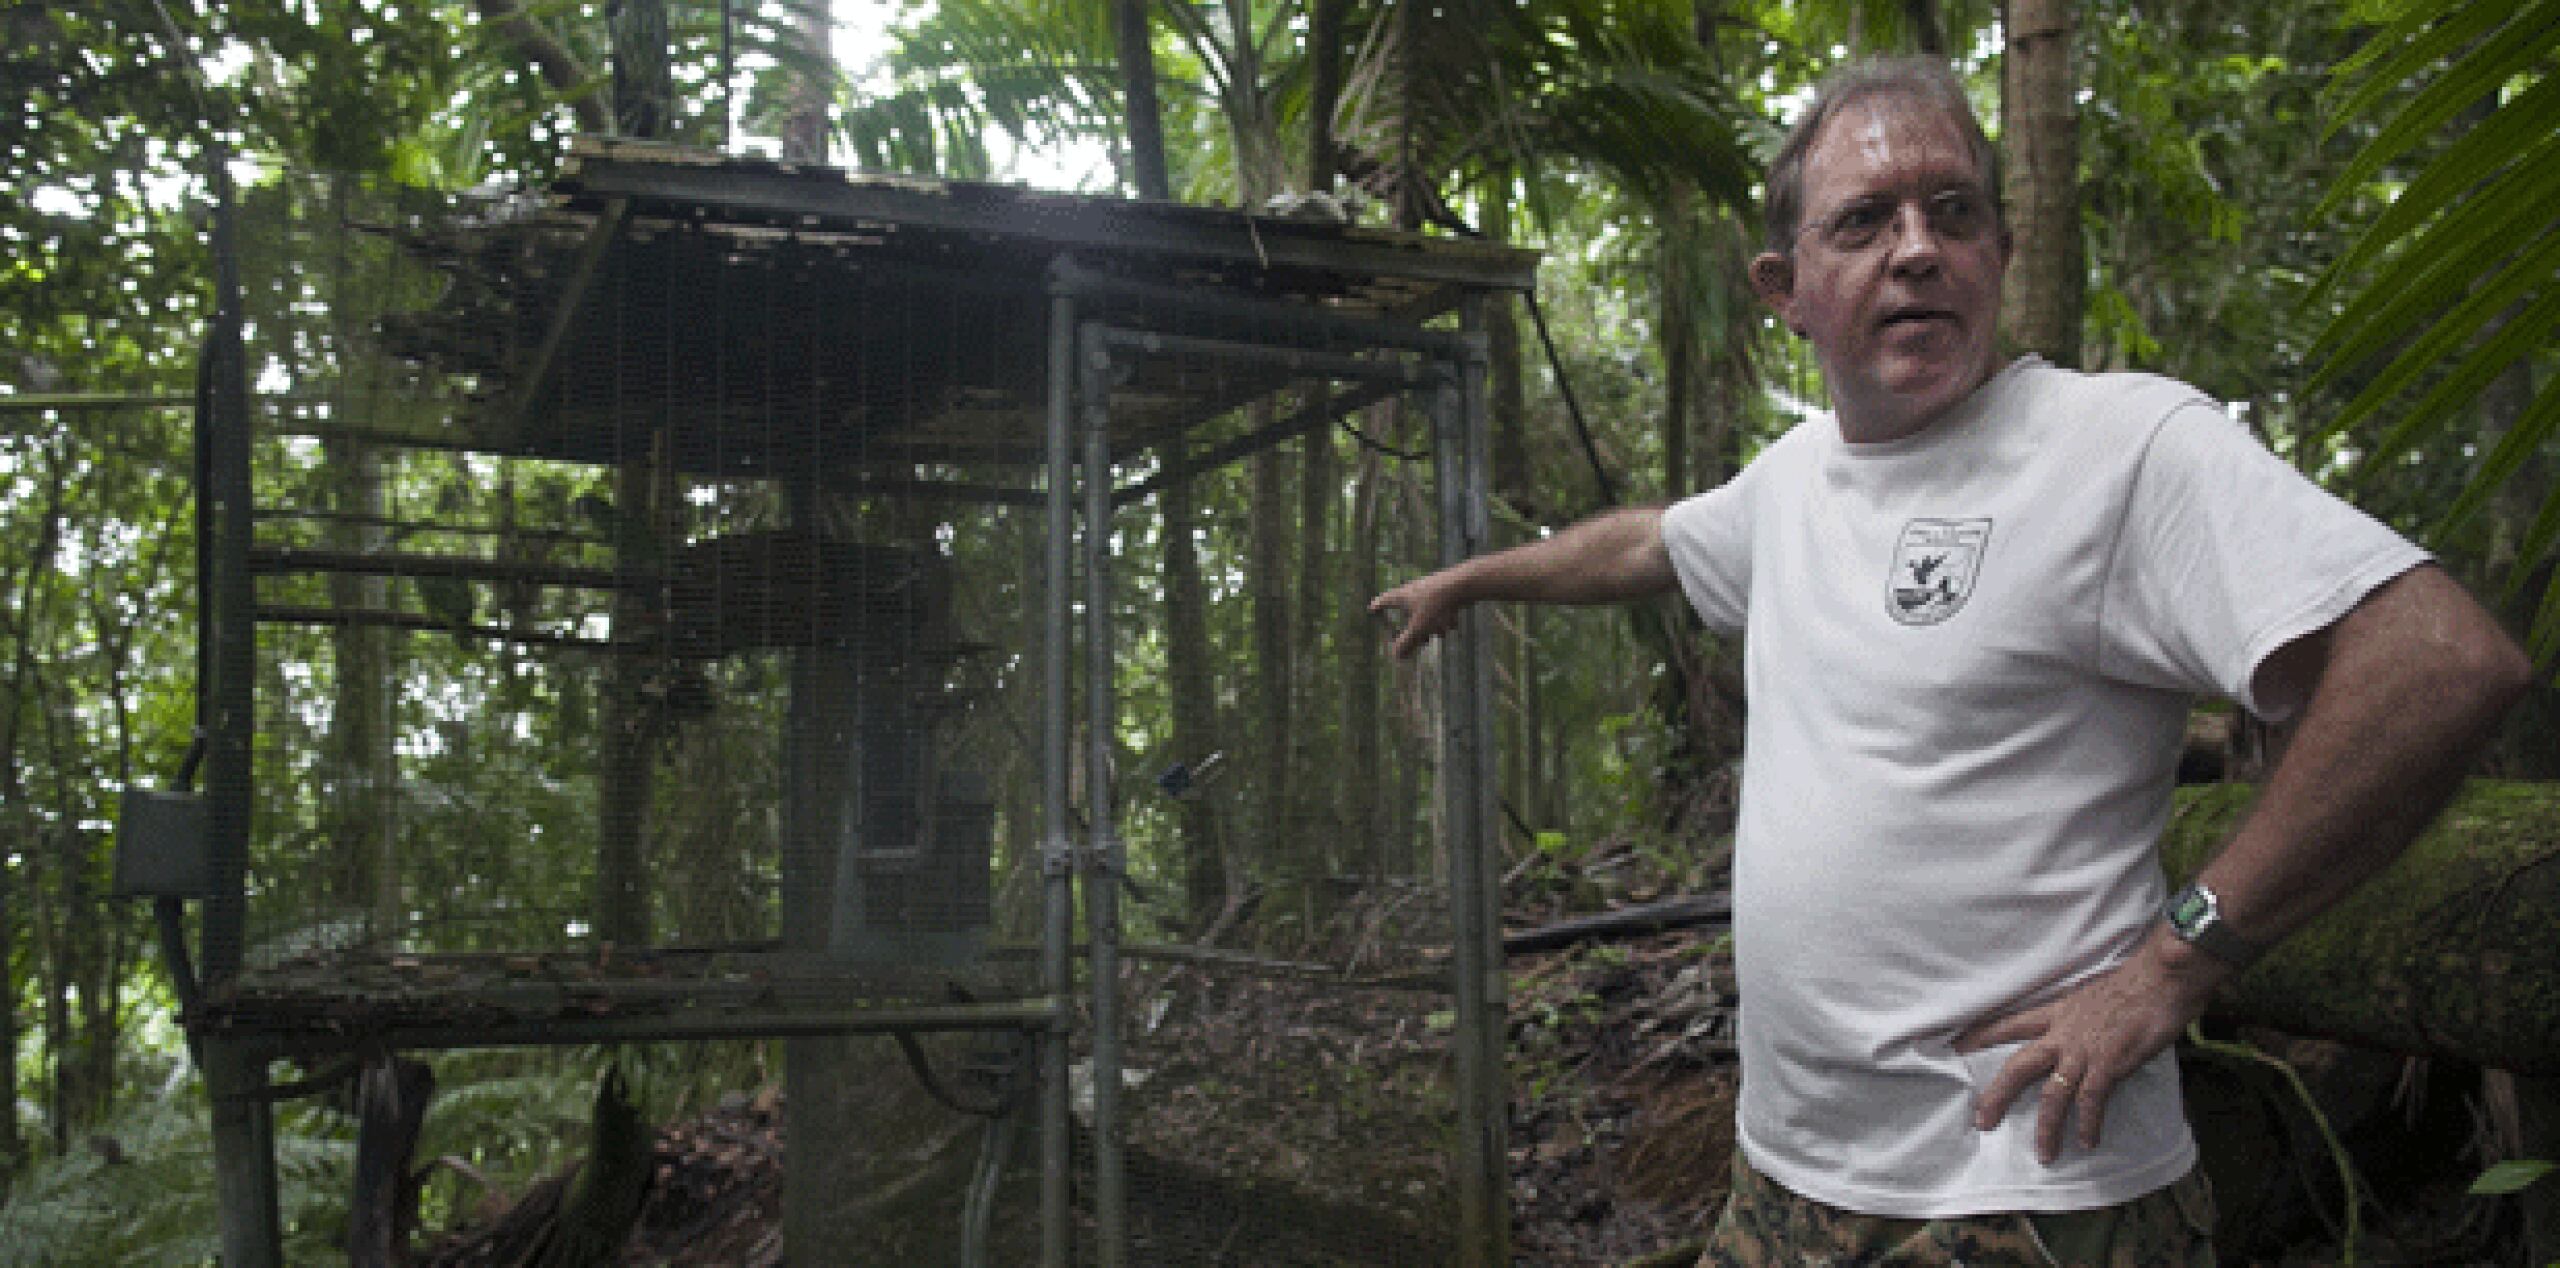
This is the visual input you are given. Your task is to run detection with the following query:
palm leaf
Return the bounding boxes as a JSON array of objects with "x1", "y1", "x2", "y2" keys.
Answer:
[
  {"x1": 2310, "y1": 69, "x2": 2560, "y2": 310},
  {"x1": 2344, "y1": 281, "x2": 2560, "y2": 485},
  {"x1": 2311, "y1": 0, "x2": 2560, "y2": 667},
  {"x1": 2318, "y1": 0, "x2": 2507, "y2": 136},
  {"x1": 2314, "y1": 228, "x2": 2560, "y2": 443},
  {"x1": 2312, "y1": 0, "x2": 2560, "y2": 227},
  {"x1": 2305, "y1": 159, "x2": 2560, "y2": 391},
  {"x1": 836, "y1": 0, "x2": 1120, "y2": 182}
]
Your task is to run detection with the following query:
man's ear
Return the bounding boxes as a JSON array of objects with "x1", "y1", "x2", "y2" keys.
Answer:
[{"x1": 1749, "y1": 251, "x2": 1801, "y2": 335}]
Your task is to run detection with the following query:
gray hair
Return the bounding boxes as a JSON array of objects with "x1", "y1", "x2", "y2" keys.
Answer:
[{"x1": 1763, "y1": 57, "x2": 2003, "y2": 254}]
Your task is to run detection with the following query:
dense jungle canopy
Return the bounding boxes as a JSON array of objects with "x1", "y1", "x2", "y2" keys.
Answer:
[{"x1": 1, "y1": 0, "x2": 2554, "y2": 1259}]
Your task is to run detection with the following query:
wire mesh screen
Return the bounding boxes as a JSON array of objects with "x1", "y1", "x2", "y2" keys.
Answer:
[
  {"x1": 1060, "y1": 303, "x2": 1481, "y2": 1263},
  {"x1": 205, "y1": 157, "x2": 1510, "y2": 1264},
  {"x1": 220, "y1": 175, "x2": 1050, "y2": 989}
]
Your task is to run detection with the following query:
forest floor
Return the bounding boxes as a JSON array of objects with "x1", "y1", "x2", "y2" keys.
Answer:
[
  {"x1": 420, "y1": 844, "x2": 2540, "y2": 1266},
  {"x1": 420, "y1": 924, "x2": 1740, "y2": 1267}
]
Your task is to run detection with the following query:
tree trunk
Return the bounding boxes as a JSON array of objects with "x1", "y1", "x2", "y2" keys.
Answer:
[
  {"x1": 2161, "y1": 781, "x2": 2560, "y2": 1075},
  {"x1": 1250, "y1": 436, "x2": 1294, "y2": 877},
  {"x1": 0, "y1": 442, "x2": 68, "y2": 1180},
  {"x1": 1113, "y1": 0, "x2": 1169, "y2": 200},
  {"x1": 326, "y1": 171, "x2": 398, "y2": 937},
  {"x1": 1481, "y1": 190, "x2": 1530, "y2": 516},
  {"x1": 2000, "y1": 0, "x2": 2081, "y2": 367},
  {"x1": 780, "y1": 0, "x2": 833, "y2": 162},
  {"x1": 1905, "y1": 0, "x2": 1947, "y2": 53},
  {"x1": 609, "y1": 0, "x2": 671, "y2": 140},
  {"x1": 1307, "y1": 0, "x2": 1345, "y2": 190},
  {"x1": 596, "y1": 458, "x2": 657, "y2": 949},
  {"x1": 595, "y1": 0, "x2": 672, "y2": 948},
  {"x1": 1660, "y1": 188, "x2": 1697, "y2": 501},
  {"x1": 1164, "y1": 443, "x2": 1227, "y2": 934},
  {"x1": 1343, "y1": 430, "x2": 1386, "y2": 872}
]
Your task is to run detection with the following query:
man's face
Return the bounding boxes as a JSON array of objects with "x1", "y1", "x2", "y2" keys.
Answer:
[{"x1": 1753, "y1": 97, "x2": 2011, "y2": 442}]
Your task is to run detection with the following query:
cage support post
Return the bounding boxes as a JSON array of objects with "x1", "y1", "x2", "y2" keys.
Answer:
[
  {"x1": 1434, "y1": 321, "x2": 1509, "y2": 1265},
  {"x1": 1460, "y1": 300, "x2": 1512, "y2": 1264},
  {"x1": 1039, "y1": 287, "x2": 1078, "y2": 1268},
  {"x1": 1079, "y1": 321, "x2": 1131, "y2": 1268}
]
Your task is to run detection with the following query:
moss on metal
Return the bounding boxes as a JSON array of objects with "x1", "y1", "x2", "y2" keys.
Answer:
[{"x1": 2163, "y1": 780, "x2": 2560, "y2": 1075}]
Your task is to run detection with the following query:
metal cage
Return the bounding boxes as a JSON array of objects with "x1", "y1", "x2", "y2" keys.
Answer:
[{"x1": 180, "y1": 138, "x2": 1532, "y2": 1266}]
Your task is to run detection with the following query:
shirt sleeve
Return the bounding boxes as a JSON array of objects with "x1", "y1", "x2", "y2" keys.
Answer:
[
  {"x1": 2096, "y1": 403, "x2": 2429, "y2": 721},
  {"x1": 1660, "y1": 468, "x2": 1758, "y2": 634}
]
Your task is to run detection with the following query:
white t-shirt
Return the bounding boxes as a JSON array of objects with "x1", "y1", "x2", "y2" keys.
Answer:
[{"x1": 1660, "y1": 356, "x2": 2426, "y2": 1217}]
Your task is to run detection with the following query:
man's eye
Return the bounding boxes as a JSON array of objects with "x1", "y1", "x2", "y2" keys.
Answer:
[{"x1": 1833, "y1": 204, "x2": 1891, "y2": 234}]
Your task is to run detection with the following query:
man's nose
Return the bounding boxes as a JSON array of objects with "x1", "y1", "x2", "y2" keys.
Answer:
[{"x1": 1886, "y1": 202, "x2": 1945, "y2": 273}]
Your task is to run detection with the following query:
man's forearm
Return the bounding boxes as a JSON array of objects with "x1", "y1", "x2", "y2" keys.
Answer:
[
  {"x1": 1962, "y1": 565, "x2": 2531, "y2": 1153},
  {"x1": 2199, "y1": 565, "x2": 2531, "y2": 950},
  {"x1": 1438, "y1": 505, "x2": 1677, "y2": 607}
]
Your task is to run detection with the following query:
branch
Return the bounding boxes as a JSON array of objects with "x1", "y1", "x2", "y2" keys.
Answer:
[
  {"x1": 473, "y1": 0, "x2": 611, "y2": 135},
  {"x1": 1502, "y1": 894, "x2": 1731, "y2": 957}
]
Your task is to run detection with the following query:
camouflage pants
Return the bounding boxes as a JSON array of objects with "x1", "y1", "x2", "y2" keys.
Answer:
[{"x1": 1699, "y1": 1151, "x2": 2216, "y2": 1268}]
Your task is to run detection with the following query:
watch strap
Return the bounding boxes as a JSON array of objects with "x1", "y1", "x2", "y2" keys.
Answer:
[{"x1": 2167, "y1": 882, "x2": 2266, "y2": 969}]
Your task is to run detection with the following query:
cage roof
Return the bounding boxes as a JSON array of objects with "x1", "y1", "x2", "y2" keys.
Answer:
[{"x1": 377, "y1": 137, "x2": 1538, "y2": 483}]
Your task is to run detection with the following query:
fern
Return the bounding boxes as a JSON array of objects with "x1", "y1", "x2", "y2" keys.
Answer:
[{"x1": 0, "y1": 1088, "x2": 353, "y2": 1266}]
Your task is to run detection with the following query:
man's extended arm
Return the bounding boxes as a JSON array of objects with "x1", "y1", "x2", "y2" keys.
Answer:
[
  {"x1": 1962, "y1": 563, "x2": 2533, "y2": 1163},
  {"x1": 1368, "y1": 505, "x2": 1679, "y2": 659}
]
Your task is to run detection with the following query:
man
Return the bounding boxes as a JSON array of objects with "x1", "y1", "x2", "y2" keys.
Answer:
[{"x1": 1370, "y1": 57, "x2": 2530, "y2": 1264}]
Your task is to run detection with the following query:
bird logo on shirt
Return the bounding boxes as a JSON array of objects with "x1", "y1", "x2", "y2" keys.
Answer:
[{"x1": 1889, "y1": 520, "x2": 1992, "y2": 625}]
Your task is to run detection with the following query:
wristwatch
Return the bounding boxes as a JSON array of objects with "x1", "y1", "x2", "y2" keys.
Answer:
[{"x1": 2164, "y1": 882, "x2": 2265, "y2": 969}]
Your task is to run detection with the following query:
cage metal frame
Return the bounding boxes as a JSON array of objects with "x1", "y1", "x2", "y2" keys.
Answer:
[{"x1": 176, "y1": 138, "x2": 1532, "y2": 1267}]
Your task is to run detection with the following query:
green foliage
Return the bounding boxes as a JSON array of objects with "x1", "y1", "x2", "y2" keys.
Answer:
[
  {"x1": 13, "y1": 0, "x2": 2554, "y2": 1250},
  {"x1": 2305, "y1": 0, "x2": 2560, "y2": 662},
  {"x1": 837, "y1": 0, "x2": 1121, "y2": 181},
  {"x1": 0, "y1": 1081, "x2": 354, "y2": 1265},
  {"x1": 2470, "y1": 1158, "x2": 2557, "y2": 1197}
]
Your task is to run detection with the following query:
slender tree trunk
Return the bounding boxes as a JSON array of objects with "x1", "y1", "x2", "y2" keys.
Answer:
[
  {"x1": 2000, "y1": 0, "x2": 2083, "y2": 367},
  {"x1": 0, "y1": 442, "x2": 68, "y2": 1180},
  {"x1": 1660, "y1": 189, "x2": 1697, "y2": 500},
  {"x1": 1250, "y1": 439, "x2": 1294, "y2": 876},
  {"x1": 326, "y1": 177, "x2": 398, "y2": 938},
  {"x1": 1292, "y1": 0, "x2": 1349, "y2": 878},
  {"x1": 597, "y1": 460, "x2": 658, "y2": 948},
  {"x1": 1343, "y1": 431, "x2": 1385, "y2": 870},
  {"x1": 595, "y1": 0, "x2": 673, "y2": 948},
  {"x1": 609, "y1": 0, "x2": 671, "y2": 139},
  {"x1": 1164, "y1": 446, "x2": 1226, "y2": 932},
  {"x1": 1482, "y1": 187, "x2": 1530, "y2": 515},
  {"x1": 1114, "y1": 0, "x2": 1169, "y2": 199},
  {"x1": 1295, "y1": 426, "x2": 1336, "y2": 857},
  {"x1": 1307, "y1": 0, "x2": 1346, "y2": 191},
  {"x1": 1906, "y1": 0, "x2": 1947, "y2": 53},
  {"x1": 780, "y1": 0, "x2": 833, "y2": 162},
  {"x1": 1118, "y1": 2, "x2": 1224, "y2": 928}
]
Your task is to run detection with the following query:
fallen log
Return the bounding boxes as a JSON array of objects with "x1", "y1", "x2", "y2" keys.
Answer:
[
  {"x1": 2162, "y1": 780, "x2": 2560, "y2": 1076},
  {"x1": 1501, "y1": 894, "x2": 1732, "y2": 956}
]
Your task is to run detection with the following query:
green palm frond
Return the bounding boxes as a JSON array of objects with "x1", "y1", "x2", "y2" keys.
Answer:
[
  {"x1": 836, "y1": 0, "x2": 1121, "y2": 181},
  {"x1": 2306, "y1": 0, "x2": 2560, "y2": 663},
  {"x1": 1339, "y1": 0, "x2": 1754, "y2": 229}
]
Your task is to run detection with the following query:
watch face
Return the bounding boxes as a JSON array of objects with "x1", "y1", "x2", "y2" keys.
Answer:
[{"x1": 2168, "y1": 886, "x2": 2215, "y2": 934}]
